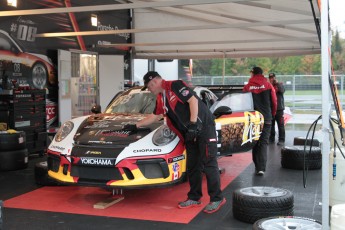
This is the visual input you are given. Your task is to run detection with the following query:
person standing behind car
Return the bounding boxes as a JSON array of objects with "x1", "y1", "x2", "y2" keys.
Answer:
[
  {"x1": 268, "y1": 73, "x2": 285, "y2": 146},
  {"x1": 123, "y1": 71, "x2": 226, "y2": 214},
  {"x1": 243, "y1": 67, "x2": 277, "y2": 176}
]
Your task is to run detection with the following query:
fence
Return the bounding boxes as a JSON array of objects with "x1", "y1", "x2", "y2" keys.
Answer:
[{"x1": 191, "y1": 75, "x2": 345, "y2": 113}]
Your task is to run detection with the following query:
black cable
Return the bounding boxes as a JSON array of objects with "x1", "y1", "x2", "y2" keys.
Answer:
[{"x1": 303, "y1": 115, "x2": 322, "y2": 188}]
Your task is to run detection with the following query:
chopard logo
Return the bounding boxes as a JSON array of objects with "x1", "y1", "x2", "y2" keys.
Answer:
[{"x1": 133, "y1": 149, "x2": 162, "y2": 153}]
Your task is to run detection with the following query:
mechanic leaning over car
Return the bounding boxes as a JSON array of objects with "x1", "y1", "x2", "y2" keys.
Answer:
[
  {"x1": 268, "y1": 73, "x2": 286, "y2": 146},
  {"x1": 123, "y1": 71, "x2": 226, "y2": 214},
  {"x1": 243, "y1": 67, "x2": 277, "y2": 176}
]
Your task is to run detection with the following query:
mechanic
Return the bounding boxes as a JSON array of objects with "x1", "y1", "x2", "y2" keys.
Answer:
[
  {"x1": 268, "y1": 73, "x2": 286, "y2": 146},
  {"x1": 243, "y1": 67, "x2": 277, "y2": 176},
  {"x1": 123, "y1": 71, "x2": 226, "y2": 214}
]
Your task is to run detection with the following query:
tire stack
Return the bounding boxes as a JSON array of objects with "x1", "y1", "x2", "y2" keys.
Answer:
[
  {"x1": 0, "y1": 131, "x2": 28, "y2": 171},
  {"x1": 281, "y1": 137, "x2": 322, "y2": 170}
]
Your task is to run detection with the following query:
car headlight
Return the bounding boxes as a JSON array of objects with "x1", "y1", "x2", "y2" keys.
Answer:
[
  {"x1": 55, "y1": 121, "x2": 74, "y2": 142},
  {"x1": 152, "y1": 125, "x2": 177, "y2": 146}
]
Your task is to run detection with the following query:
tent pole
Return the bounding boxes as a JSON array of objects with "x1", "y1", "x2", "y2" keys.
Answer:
[
  {"x1": 321, "y1": 0, "x2": 330, "y2": 229},
  {"x1": 222, "y1": 52, "x2": 225, "y2": 85}
]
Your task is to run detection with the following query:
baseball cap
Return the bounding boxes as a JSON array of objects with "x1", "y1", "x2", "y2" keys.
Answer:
[
  {"x1": 142, "y1": 71, "x2": 160, "y2": 90},
  {"x1": 250, "y1": 66, "x2": 263, "y2": 75},
  {"x1": 269, "y1": 73, "x2": 276, "y2": 78}
]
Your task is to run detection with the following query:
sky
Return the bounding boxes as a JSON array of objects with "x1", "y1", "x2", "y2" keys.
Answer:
[{"x1": 329, "y1": 0, "x2": 345, "y2": 37}]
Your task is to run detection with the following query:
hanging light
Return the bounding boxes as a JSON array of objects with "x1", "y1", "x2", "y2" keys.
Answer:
[
  {"x1": 7, "y1": 0, "x2": 17, "y2": 7},
  {"x1": 91, "y1": 14, "x2": 98, "y2": 27}
]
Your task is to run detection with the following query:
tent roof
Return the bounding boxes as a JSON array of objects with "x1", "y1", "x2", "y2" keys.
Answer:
[
  {"x1": 129, "y1": 0, "x2": 321, "y2": 59},
  {"x1": 1, "y1": 0, "x2": 321, "y2": 59}
]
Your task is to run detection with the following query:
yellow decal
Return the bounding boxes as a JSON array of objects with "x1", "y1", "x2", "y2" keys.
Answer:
[{"x1": 242, "y1": 112, "x2": 262, "y2": 145}]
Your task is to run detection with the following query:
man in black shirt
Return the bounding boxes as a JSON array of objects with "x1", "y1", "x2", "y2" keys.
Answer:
[{"x1": 124, "y1": 71, "x2": 226, "y2": 213}]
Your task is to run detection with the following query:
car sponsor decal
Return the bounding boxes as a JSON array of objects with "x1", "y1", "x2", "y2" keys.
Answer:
[
  {"x1": 100, "y1": 130, "x2": 129, "y2": 137},
  {"x1": 168, "y1": 154, "x2": 185, "y2": 163},
  {"x1": 50, "y1": 145, "x2": 66, "y2": 152},
  {"x1": 242, "y1": 112, "x2": 261, "y2": 145},
  {"x1": 88, "y1": 140, "x2": 113, "y2": 144},
  {"x1": 85, "y1": 150, "x2": 102, "y2": 155},
  {"x1": 133, "y1": 149, "x2": 162, "y2": 153},
  {"x1": 172, "y1": 163, "x2": 180, "y2": 172},
  {"x1": 80, "y1": 157, "x2": 115, "y2": 166}
]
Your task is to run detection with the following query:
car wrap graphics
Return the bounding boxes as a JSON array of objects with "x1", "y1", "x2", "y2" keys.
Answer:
[
  {"x1": 47, "y1": 114, "x2": 187, "y2": 188},
  {"x1": 215, "y1": 111, "x2": 264, "y2": 154}
]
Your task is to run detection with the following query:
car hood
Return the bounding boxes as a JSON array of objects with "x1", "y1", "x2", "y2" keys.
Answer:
[{"x1": 73, "y1": 113, "x2": 162, "y2": 146}]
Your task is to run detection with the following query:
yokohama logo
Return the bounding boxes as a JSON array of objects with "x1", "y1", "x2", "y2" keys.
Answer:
[{"x1": 80, "y1": 158, "x2": 113, "y2": 166}]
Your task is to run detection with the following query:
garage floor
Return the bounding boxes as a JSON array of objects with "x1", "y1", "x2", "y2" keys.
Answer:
[{"x1": 0, "y1": 128, "x2": 322, "y2": 230}]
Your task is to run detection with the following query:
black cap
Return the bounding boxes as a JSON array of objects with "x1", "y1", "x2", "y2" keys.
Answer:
[
  {"x1": 142, "y1": 71, "x2": 160, "y2": 90},
  {"x1": 269, "y1": 73, "x2": 276, "y2": 78},
  {"x1": 250, "y1": 66, "x2": 263, "y2": 75}
]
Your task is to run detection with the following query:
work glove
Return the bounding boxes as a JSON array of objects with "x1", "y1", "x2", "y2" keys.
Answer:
[
  {"x1": 123, "y1": 124, "x2": 138, "y2": 133},
  {"x1": 185, "y1": 122, "x2": 198, "y2": 142}
]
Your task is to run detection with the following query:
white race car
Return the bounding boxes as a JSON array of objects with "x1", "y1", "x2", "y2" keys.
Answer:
[{"x1": 47, "y1": 86, "x2": 263, "y2": 188}]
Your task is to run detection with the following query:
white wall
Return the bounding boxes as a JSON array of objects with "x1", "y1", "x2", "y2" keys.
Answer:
[{"x1": 99, "y1": 55, "x2": 124, "y2": 111}]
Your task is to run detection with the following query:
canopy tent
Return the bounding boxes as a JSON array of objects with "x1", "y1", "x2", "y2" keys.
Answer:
[
  {"x1": 1, "y1": 0, "x2": 321, "y2": 59},
  {"x1": 129, "y1": 0, "x2": 321, "y2": 59}
]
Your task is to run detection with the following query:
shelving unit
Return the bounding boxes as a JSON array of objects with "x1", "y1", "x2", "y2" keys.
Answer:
[{"x1": 0, "y1": 89, "x2": 47, "y2": 155}]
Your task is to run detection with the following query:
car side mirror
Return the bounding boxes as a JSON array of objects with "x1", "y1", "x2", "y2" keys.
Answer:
[
  {"x1": 213, "y1": 106, "x2": 232, "y2": 118},
  {"x1": 91, "y1": 105, "x2": 101, "y2": 114}
]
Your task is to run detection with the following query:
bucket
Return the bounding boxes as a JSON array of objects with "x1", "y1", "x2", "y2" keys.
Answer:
[
  {"x1": 329, "y1": 150, "x2": 345, "y2": 206},
  {"x1": 331, "y1": 204, "x2": 345, "y2": 230}
]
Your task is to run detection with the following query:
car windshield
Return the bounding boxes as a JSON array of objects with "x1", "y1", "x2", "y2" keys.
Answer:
[{"x1": 105, "y1": 91, "x2": 156, "y2": 114}]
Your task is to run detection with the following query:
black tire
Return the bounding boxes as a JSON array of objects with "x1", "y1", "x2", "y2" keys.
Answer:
[
  {"x1": 233, "y1": 186, "x2": 294, "y2": 224},
  {"x1": 0, "y1": 148, "x2": 28, "y2": 171},
  {"x1": 34, "y1": 161, "x2": 62, "y2": 186},
  {"x1": 281, "y1": 146, "x2": 322, "y2": 170},
  {"x1": 293, "y1": 137, "x2": 320, "y2": 147},
  {"x1": 253, "y1": 216, "x2": 322, "y2": 230},
  {"x1": 0, "y1": 132, "x2": 26, "y2": 151}
]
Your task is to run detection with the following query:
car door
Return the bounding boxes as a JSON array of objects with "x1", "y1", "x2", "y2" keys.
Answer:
[{"x1": 213, "y1": 92, "x2": 264, "y2": 156}]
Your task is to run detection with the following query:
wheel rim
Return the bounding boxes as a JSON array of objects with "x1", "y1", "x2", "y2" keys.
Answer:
[
  {"x1": 260, "y1": 217, "x2": 322, "y2": 229},
  {"x1": 32, "y1": 63, "x2": 47, "y2": 89},
  {"x1": 240, "y1": 186, "x2": 287, "y2": 197}
]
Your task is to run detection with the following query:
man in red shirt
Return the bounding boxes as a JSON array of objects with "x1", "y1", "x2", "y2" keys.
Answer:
[
  {"x1": 243, "y1": 67, "x2": 277, "y2": 175},
  {"x1": 124, "y1": 71, "x2": 226, "y2": 213}
]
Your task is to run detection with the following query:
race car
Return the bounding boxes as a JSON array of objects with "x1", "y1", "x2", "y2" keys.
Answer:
[
  {"x1": 0, "y1": 29, "x2": 57, "y2": 89},
  {"x1": 47, "y1": 86, "x2": 264, "y2": 189}
]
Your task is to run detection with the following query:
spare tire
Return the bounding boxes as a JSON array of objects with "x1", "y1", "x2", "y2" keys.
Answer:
[
  {"x1": 293, "y1": 137, "x2": 320, "y2": 147},
  {"x1": 232, "y1": 186, "x2": 294, "y2": 224},
  {"x1": 35, "y1": 161, "x2": 63, "y2": 186},
  {"x1": 253, "y1": 216, "x2": 322, "y2": 230},
  {"x1": 0, "y1": 148, "x2": 28, "y2": 171},
  {"x1": 0, "y1": 131, "x2": 26, "y2": 151},
  {"x1": 281, "y1": 146, "x2": 321, "y2": 170}
]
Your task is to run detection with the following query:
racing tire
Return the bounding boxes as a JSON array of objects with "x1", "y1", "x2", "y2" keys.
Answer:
[
  {"x1": 34, "y1": 161, "x2": 62, "y2": 186},
  {"x1": 232, "y1": 186, "x2": 294, "y2": 224},
  {"x1": 281, "y1": 146, "x2": 322, "y2": 170},
  {"x1": 293, "y1": 137, "x2": 320, "y2": 147},
  {"x1": 31, "y1": 61, "x2": 48, "y2": 89},
  {"x1": 0, "y1": 148, "x2": 28, "y2": 171},
  {"x1": 0, "y1": 132, "x2": 26, "y2": 151},
  {"x1": 253, "y1": 216, "x2": 322, "y2": 230}
]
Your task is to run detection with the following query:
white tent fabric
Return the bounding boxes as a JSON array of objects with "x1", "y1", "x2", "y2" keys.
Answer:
[{"x1": 131, "y1": 0, "x2": 321, "y2": 59}]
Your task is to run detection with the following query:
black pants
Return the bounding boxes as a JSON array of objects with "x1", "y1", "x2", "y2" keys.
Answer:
[
  {"x1": 252, "y1": 122, "x2": 271, "y2": 172},
  {"x1": 185, "y1": 124, "x2": 223, "y2": 202},
  {"x1": 270, "y1": 110, "x2": 285, "y2": 142}
]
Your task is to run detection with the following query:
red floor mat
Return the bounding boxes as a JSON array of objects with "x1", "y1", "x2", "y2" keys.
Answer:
[{"x1": 4, "y1": 153, "x2": 251, "y2": 224}]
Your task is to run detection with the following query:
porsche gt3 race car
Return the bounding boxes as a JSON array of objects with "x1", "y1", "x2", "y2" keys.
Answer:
[{"x1": 47, "y1": 86, "x2": 264, "y2": 189}]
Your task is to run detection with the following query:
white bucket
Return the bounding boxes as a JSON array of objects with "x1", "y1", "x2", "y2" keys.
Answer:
[
  {"x1": 331, "y1": 204, "x2": 345, "y2": 230},
  {"x1": 329, "y1": 150, "x2": 345, "y2": 206}
]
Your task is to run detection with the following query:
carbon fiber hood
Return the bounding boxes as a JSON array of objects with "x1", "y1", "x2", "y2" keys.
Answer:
[{"x1": 73, "y1": 113, "x2": 162, "y2": 146}]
